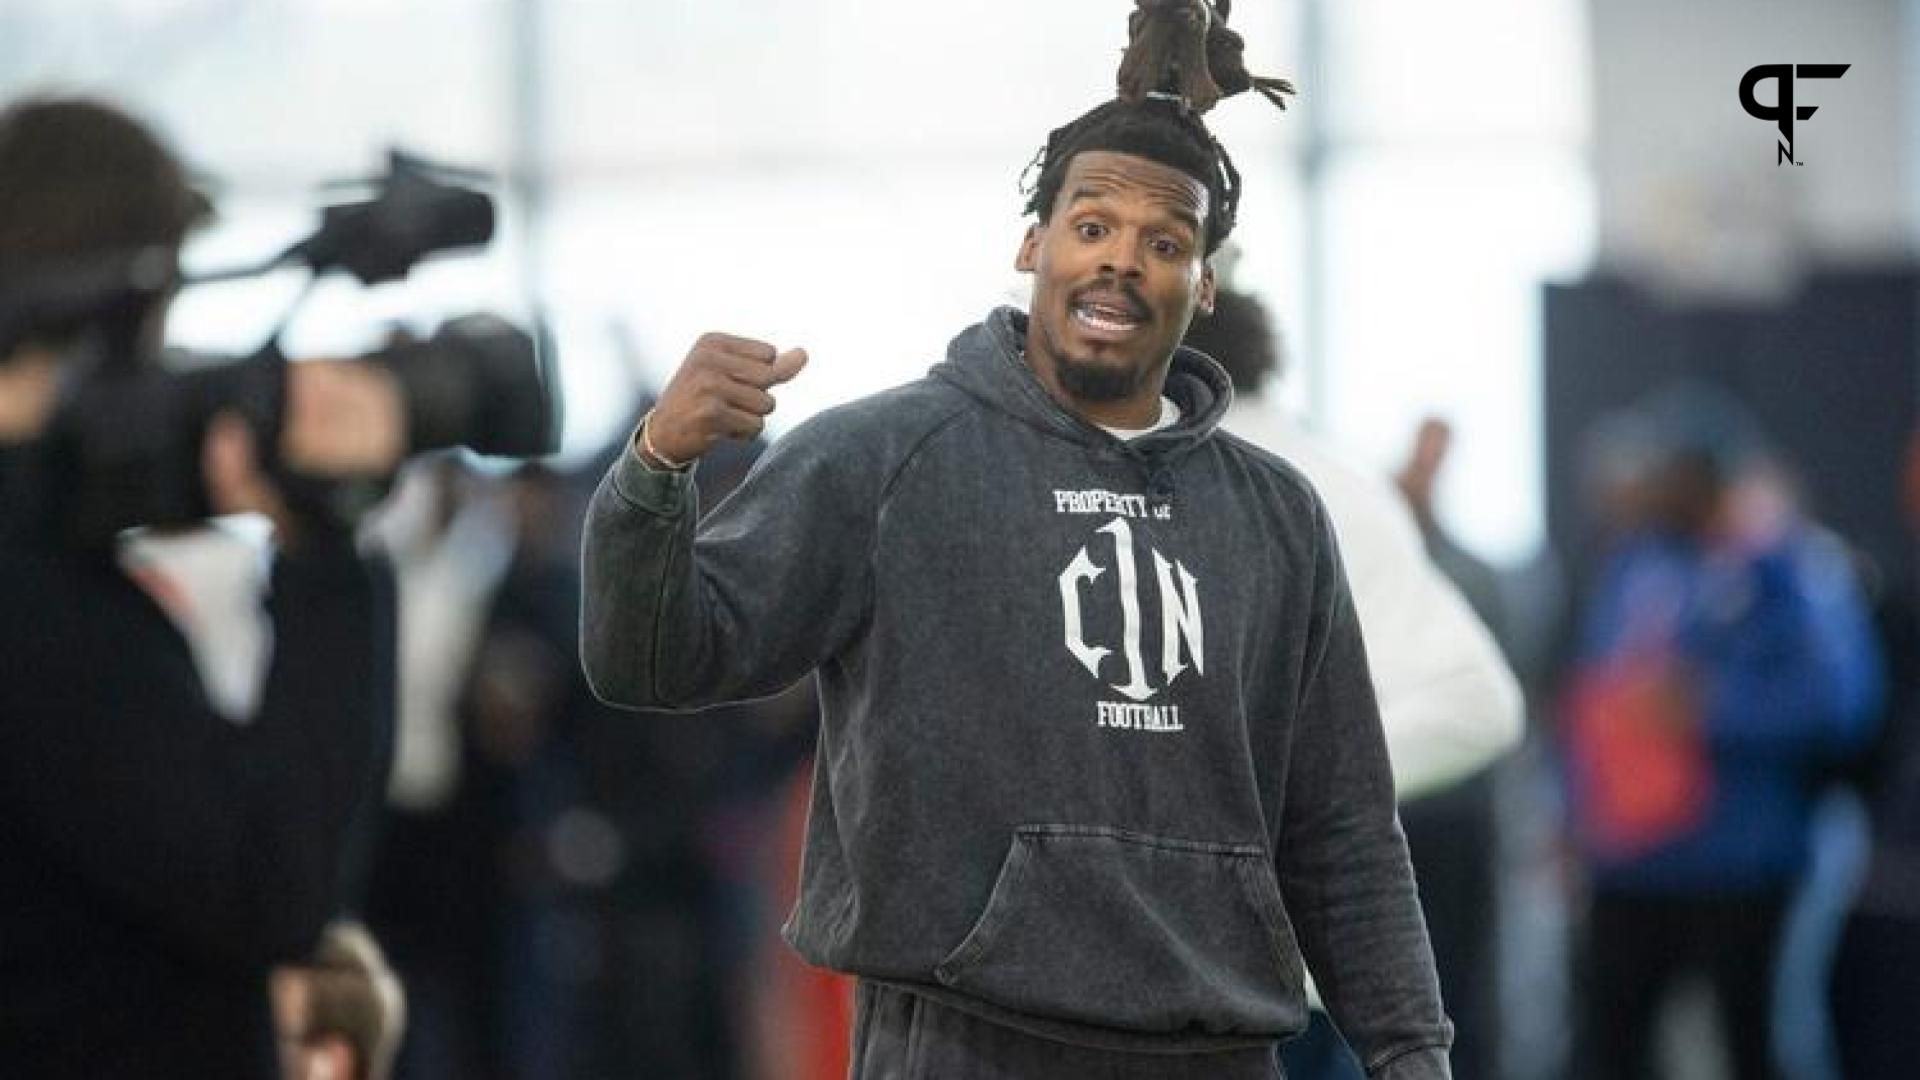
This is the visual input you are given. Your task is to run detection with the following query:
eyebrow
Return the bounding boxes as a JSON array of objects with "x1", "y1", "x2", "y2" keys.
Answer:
[{"x1": 1063, "y1": 184, "x2": 1204, "y2": 238}]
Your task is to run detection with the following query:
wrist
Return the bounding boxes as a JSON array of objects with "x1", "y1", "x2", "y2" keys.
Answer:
[{"x1": 637, "y1": 409, "x2": 693, "y2": 472}]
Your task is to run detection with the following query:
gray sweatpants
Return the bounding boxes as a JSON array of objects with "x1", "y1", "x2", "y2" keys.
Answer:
[{"x1": 848, "y1": 982, "x2": 1284, "y2": 1079}]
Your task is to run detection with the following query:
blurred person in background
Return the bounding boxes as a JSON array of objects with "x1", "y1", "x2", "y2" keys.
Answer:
[
  {"x1": 271, "y1": 920, "x2": 407, "y2": 1080},
  {"x1": 357, "y1": 457, "x2": 520, "y2": 1080},
  {"x1": 1828, "y1": 429, "x2": 1920, "y2": 1080},
  {"x1": 1561, "y1": 384, "x2": 1882, "y2": 1080},
  {"x1": 0, "y1": 96, "x2": 402, "y2": 1077},
  {"x1": 361, "y1": 458, "x2": 608, "y2": 1080},
  {"x1": 583, "y1": 5, "x2": 1456, "y2": 1076},
  {"x1": 1184, "y1": 284, "x2": 1523, "y2": 1080},
  {"x1": 358, "y1": 431, "x2": 813, "y2": 1080},
  {"x1": 1393, "y1": 415, "x2": 1522, "y2": 1080},
  {"x1": 1398, "y1": 414, "x2": 1584, "y2": 1080},
  {"x1": 1397, "y1": 419, "x2": 1509, "y2": 635}
]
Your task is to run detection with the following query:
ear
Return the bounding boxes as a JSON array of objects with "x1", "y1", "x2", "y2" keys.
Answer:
[
  {"x1": 1195, "y1": 262, "x2": 1217, "y2": 316},
  {"x1": 1014, "y1": 224, "x2": 1041, "y2": 272}
]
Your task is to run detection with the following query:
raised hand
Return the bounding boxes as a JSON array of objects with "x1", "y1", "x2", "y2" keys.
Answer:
[{"x1": 640, "y1": 333, "x2": 808, "y2": 469}]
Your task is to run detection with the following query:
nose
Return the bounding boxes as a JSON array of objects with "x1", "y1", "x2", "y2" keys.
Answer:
[{"x1": 1098, "y1": 232, "x2": 1146, "y2": 280}]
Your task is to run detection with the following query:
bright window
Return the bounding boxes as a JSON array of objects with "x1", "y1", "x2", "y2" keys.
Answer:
[{"x1": 4, "y1": 0, "x2": 1593, "y2": 561}]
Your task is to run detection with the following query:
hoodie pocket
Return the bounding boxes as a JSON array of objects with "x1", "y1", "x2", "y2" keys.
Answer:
[{"x1": 932, "y1": 824, "x2": 1305, "y2": 1036}]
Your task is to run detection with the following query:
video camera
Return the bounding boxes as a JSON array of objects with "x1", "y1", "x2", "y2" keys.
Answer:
[{"x1": 0, "y1": 151, "x2": 560, "y2": 545}]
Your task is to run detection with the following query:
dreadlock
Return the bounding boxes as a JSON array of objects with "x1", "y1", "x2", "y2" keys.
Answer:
[
  {"x1": 1023, "y1": 98, "x2": 1243, "y2": 255},
  {"x1": 1022, "y1": 0, "x2": 1293, "y2": 256}
]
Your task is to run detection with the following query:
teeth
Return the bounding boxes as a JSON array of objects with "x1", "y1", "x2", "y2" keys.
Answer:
[{"x1": 1073, "y1": 303, "x2": 1139, "y2": 332}]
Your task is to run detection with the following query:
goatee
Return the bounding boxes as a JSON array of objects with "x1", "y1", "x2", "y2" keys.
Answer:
[{"x1": 1055, "y1": 354, "x2": 1148, "y2": 402}]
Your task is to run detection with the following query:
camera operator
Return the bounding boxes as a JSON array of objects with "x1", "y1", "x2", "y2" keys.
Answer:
[{"x1": 0, "y1": 96, "x2": 406, "y2": 1078}]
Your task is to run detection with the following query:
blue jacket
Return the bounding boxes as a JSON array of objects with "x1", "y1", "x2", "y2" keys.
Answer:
[{"x1": 1574, "y1": 528, "x2": 1882, "y2": 892}]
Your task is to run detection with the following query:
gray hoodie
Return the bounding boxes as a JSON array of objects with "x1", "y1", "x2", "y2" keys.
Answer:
[{"x1": 581, "y1": 307, "x2": 1452, "y2": 1078}]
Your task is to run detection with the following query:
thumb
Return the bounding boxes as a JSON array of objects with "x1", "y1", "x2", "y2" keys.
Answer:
[{"x1": 768, "y1": 347, "x2": 809, "y2": 386}]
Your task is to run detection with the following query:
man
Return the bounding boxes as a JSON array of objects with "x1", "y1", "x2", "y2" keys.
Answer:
[
  {"x1": 583, "y1": 5, "x2": 1451, "y2": 1076},
  {"x1": 0, "y1": 96, "x2": 403, "y2": 1077},
  {"x1": 272, "y1": 921, "x2": 407, "y2": 1080},
  {"x1": 1185, "y1": 287, "x2": 1522, "y2": 1080}
]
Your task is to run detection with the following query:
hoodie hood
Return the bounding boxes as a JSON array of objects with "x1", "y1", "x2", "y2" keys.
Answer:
[{"x1": 930, "y1": 306, "x2": 1233, "y2": 466}]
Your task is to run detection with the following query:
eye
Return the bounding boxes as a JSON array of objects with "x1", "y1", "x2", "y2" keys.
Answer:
[
  {"x1": 1150, "y1": 236, "x2": 1187, "y2": 259},
  {"x1": 1074, "y1": 220, "x2": 1108, "y2": 241}
]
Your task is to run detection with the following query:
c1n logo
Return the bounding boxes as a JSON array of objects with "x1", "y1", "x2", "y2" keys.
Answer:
[
  {"x1": 1740, "y1": 64, "x2": 1849, "y2": 166},
  {"x1": 1057, "y1": 517, "x2": 1204, "y2": 703}
]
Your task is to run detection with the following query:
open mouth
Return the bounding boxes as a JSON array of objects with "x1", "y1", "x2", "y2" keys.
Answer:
[{"x1": 1069, "y1": 291, "x2": 1149, "y2": 337}]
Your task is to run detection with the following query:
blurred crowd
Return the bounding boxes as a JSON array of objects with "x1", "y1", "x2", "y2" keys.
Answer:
[
  {"x1": 223, "y1": 372, "x2": 1920, "y2": 1080},
  {"x1": 315, "y1": 417, "x2": 819, "y2": 1080},
  {"x1": 6, "y1": 94, "x2": 1920, "y2": 1080},
  {"x1": 116, "y1": 312, "x2": 1920, "y2": 1080},
  {"x1": 114, "y1": 406, "x2": 823, "y2": 1080}
]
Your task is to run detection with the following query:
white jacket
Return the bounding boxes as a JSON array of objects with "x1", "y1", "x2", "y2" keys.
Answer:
[{"x1": 1227, "y1": 397, "x2": 1523, "y2": 800}]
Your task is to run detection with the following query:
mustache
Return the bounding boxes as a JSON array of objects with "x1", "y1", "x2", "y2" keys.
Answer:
[{"x1": 1069, "y1": 279, "x2": 1151, "y2": 322}]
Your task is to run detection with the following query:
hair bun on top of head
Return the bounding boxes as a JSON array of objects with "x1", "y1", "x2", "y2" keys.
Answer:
[
  {"x1": 1020, "y1": 1, "x2": 1295, "y2": 254},
  {"x1": 1116, "y1": 0, "x2": 1295, "y2": 115}
]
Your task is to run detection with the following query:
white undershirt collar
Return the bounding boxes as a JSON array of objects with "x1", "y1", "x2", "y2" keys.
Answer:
[{"x1": 1098, "y1": 396, "x2": 1182, "y2": 441}]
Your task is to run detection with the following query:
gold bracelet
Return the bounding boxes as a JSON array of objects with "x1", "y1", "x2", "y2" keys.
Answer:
[{"x1": 639, "y1": 409, "x2": 692, "y2": 472}]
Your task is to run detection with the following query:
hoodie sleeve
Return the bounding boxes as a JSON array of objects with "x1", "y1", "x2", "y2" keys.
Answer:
[
  {"x1": 1276, "y1": 499, "x2": 1454, "y2": 1080},
  {"x1": 581, "y1": 421, "x2": 875, "y2": 710}
]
